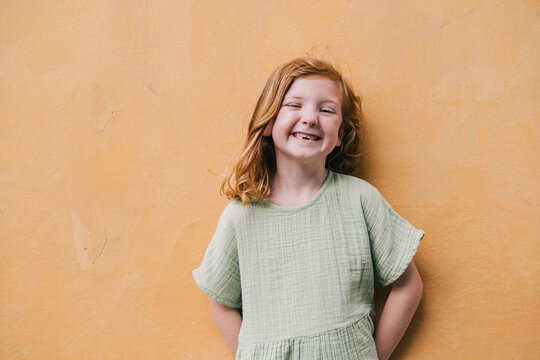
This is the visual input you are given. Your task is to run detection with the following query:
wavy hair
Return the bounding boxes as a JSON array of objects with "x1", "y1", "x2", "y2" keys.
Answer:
[{"x1": 221, "y1": 56, "x2": 366, "y2": 204}]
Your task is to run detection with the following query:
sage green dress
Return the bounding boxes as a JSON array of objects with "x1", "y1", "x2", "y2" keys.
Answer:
[{"x1": 193, "y1": 170, "x2": 424, "y2": 359}]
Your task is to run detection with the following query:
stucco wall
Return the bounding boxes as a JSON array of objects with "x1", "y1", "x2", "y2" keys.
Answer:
[{"x1": 1, "y1": 1, "x2": 538, "y2": 358}]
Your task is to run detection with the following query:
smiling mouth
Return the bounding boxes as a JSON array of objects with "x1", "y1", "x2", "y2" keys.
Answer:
[{"x1": 292, "y1": 132, "x2": 321, "y2": 141}]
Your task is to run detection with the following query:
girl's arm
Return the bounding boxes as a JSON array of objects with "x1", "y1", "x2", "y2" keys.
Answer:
[
  {"x1": 209, "y1": 299, "x2": 243, "y2": 354},
  {"x1": 374, "y1": 261, "x2": 423, "y2": 360}
]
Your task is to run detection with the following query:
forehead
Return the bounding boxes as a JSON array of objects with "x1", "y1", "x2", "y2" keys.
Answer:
[{"x1": 285, "y1": 75, "x2": 343, "y2": 102}]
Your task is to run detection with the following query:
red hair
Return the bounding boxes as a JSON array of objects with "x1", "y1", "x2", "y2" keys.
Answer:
[{"x1": 221, "y1": 56, "x2": 366, "y2": 204}]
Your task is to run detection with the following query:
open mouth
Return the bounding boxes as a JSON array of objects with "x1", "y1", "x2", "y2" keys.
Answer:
[{"x1": 292, "y1": 132, "x2": 321, "y2": 141}]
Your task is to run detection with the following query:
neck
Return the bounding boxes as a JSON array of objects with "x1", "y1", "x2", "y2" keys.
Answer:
[{"x1": 267, "y1": 159, "x2": 328, "y2": 206}]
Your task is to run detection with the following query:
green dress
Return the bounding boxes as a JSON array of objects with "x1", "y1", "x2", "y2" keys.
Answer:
[{"x1": 193, "y1": 170, "x2": 424, "y2": 359}]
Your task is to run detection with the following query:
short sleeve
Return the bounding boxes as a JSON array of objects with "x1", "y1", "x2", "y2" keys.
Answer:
[
  {"x1": 192, "y1": 203, "x2": 242, "y2": 308},
  {"x1": 362, "y1": 183, "x2": 425, "y2": 287}
]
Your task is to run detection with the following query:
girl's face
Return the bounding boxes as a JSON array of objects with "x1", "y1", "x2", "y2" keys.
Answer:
[{"x1": 267, "y1": 75, "x2": 343, "y2": 169}]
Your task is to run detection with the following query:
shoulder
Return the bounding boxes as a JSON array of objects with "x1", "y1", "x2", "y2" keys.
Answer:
[
  {"x1": 218, "y1": 199, "x2": 264, "y2": 224},
  {"x1": 221, "y1": 200, "x2": 244, "y2": 216},
  {"x1": 327, "y1": 171, "x2": 386, "y2": 216},
  {"x1": 331, "y1": 171, "x2": 379, "y2": 198},
  {"x1": 330, "y1": 171, "x2": 388, "y2": 213},
  {"x1": 217, "y1": 200, "x2": 246, "y2": 224}
]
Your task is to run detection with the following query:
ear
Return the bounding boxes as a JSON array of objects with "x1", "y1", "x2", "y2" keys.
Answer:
[
  {"x1": 336, "y1": 127, "x2": 343, "y2": 146},
  {"x1": 263, "y1": 123, "x2": 272, "y2": 137}
]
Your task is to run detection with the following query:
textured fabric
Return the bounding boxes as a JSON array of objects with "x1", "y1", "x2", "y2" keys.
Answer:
[{"x1": 193, "y1": 170, "x2": 424, "y2": 359}]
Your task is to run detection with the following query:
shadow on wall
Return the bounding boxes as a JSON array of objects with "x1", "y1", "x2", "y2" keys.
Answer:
[{"x1": 355, "y1": 138, "x2": 426, "y2": 359}]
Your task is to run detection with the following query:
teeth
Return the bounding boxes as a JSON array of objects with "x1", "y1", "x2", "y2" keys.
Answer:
[{"x1": 293, "y1": 133, "x2": 319, "y2": 140}]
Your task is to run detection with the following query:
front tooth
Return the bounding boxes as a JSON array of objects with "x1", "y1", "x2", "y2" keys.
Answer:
[{"x1": 294, "y1": 133, "x2": 318, "y2": 140}]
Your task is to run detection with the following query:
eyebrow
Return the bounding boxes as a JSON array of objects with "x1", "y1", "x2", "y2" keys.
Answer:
[{"x1": 283, "y1": 96, "x2": 340, "y2": 106}]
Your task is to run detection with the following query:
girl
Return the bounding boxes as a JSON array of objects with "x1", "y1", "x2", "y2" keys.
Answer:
[{"x1": 193, "y1": 56, "x2": 425, "y2": 360}]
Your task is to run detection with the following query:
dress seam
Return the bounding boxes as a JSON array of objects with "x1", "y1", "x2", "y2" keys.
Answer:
[{"x1": 239, "y1": 313, "x2": 372, "y2": 345}]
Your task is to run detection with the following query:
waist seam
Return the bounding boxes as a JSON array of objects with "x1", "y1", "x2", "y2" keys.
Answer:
[{"x1": 239, "y1": 312, "x2": 373, "y2": 345}]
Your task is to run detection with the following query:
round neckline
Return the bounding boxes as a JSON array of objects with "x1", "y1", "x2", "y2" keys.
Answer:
[{"x1": 261, "y1": 169, "x2": 334, "y2": 212}]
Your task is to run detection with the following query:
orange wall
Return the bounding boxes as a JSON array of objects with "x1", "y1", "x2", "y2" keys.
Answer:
[{"x1": 1, "y1": 1, "x2": 538, "y2": 358}]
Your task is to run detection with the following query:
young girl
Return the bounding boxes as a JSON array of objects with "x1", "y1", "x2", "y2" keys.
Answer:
[{"x1": 193, "y1": 56, "x2": 425, "y2": 360}]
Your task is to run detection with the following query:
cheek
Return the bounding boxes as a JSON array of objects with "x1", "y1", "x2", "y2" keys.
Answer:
[
  {"x1": 329, "y1": 119, "x2": 342, "y2": 136},
  {"x1": 272, "y1": 115, "x2": 293, "y2": 135}
]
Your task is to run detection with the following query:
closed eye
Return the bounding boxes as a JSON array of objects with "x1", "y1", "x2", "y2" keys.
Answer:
[
  {"x1": 284, "y1": 103, "x2": 301, "y2": 108},
  {"x1": 320, "y1": 108, "x2": 336, "y2": 114}
]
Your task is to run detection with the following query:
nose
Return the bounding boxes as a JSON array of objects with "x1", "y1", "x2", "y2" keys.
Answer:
[{"x1": 301, "y1": 108, "x2": 318, "y2": 126}]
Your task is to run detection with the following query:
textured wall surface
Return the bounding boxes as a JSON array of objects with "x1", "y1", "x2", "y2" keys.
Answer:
[{"x1": 1, "y1": 0, "x2": 538, "y2": 359}]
